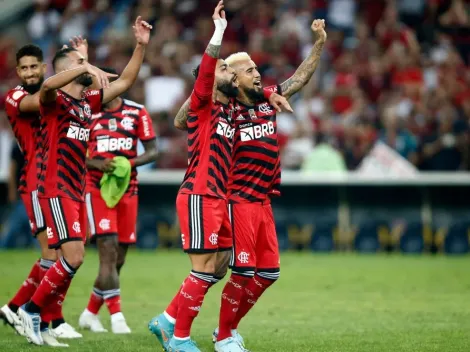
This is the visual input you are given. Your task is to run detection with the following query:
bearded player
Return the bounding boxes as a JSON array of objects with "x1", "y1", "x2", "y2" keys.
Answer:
[
  {"x1": 17, "y1": 17, "x2": 152, "y2": 346},
  {"x1": 174, "y1": 19, "x2": 326, "y2": 351},
  {"x1": 145, "y1": 2, "x2": 241, "y2": 351},
  {"x1": 1, "y1": 44, "x2": 80, "y2": 346},
  {"x1": 78, "y1": 66, "x2": 158, "y2": 334}
]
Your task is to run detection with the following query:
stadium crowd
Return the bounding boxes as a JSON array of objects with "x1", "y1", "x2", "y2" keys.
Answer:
[{"x1": 1, "y1": 0, "x2": 470, "y2": 171}]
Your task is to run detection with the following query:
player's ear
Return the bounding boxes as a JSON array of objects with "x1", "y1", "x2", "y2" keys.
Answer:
[{"x1": 42, "y1": 63, "x2": 47, "y2": 72}]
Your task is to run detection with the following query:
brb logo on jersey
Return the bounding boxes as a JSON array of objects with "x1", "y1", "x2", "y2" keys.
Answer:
[
  {"x1": 240, "y1": 121, "x2": 275, "y2": 141},
  {"x1": 67, "y1": 122, "x2": 90, "y2": 141},
  {"x1": 216, "y1": 121, "x2": 235, "y2": 139},
  {"x1": 97, "y1": 137, "x2": 133, "y2": 152}
]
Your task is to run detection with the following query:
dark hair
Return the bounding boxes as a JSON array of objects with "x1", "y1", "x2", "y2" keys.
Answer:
[
  {"x1": 192, "y1": 65, "x2": 200, "y2": 79},
  {"x1": 16, "y1": 44, "x2": 43, "y2": 64},
  {"x1": 52, "y1": 47, "x2": 77, "y2": 72}
]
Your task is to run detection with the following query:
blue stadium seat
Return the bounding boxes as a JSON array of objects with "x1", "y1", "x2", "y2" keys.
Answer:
[
  {"x1": 399, "y1": 222, "x2": 424, "y2": 254},
  {"x1": 354, "y1": 222, "x2": 380, "y2": 253},
  {"x1": 310, "y1": 222, "x2": 335, "y2": 252},
  {"x1": 444, "y1": 222, "x2": 469, "y2": 255}
]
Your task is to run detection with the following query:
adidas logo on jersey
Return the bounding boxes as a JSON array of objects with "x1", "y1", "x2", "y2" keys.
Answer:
[
  {"x1": 236, "y1": 115, "x2": 245, "y2": 121},
  {"x1": 94, "y1": 123, "x2": 103, "y2": 130},
  {"x1": 216, "y1": 121, "x2": 235, "y2": 139},
  {"x1": 240, "y1": 121, "x2": 275, "y2": 141}
]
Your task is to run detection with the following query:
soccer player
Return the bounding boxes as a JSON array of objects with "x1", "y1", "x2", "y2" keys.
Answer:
[
  {"x1": 78, "y1": 67, "x2": 158, "y2": 334},
  {"x1": 147, "y1": 2, "x2": 240, "y2": 351},
  {"x1": 213, "y1": 19, "x2": 328, "y2": 351},
  {"x1": 17, "y1": 17, "x2": 152, "y2": 346},
  {"x1": 1, "y1": 44, "x2": 80, "y2": 346}
]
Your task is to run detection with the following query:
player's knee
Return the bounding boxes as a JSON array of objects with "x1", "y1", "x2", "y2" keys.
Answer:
[
  {"x1": 41, "y1": 247, "x2": 57, "y2": 262},
  {"x1": 64, "y1": 250, "x2": 85, "y2": 269},
  {"x1": 256, "y1": 268, "x2": 280, "y2": 282}
]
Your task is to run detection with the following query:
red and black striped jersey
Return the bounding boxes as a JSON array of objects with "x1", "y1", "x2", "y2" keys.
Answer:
[
  {"x1": 179, "y1": 53, "x2": 234, "y2": 199},
  {"x1": 5, "y1": 86, "x2": 42, "y2": 194},
  {"x1": 86, "y1": 98, "x2": 156, "y2": 194},
  {"x1": 38, "y1": 89, "x2": 103, "y2": 201},
  {"x1": 228, "y1": 85, "x2": 282, "y2": 203}
]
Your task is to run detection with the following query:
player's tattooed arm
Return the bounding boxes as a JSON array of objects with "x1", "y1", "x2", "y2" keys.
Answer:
[
  {"x1": 130, "y1": 139, "x2": 158, "y2": 167},
  {"x1": 174, "y1": 97, "x2": 190, "y2": 130},
  {"x1": 205, "y1": 44, "x2": 221, "y2": 59},
  {"x1": 280, "y1": 19, "x2": 327, "y2": 100}
]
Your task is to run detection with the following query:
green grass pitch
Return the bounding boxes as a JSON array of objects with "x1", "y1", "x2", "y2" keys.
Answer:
[{"x1": 0, "y1": 250, "x2": 469, "y2": 351}]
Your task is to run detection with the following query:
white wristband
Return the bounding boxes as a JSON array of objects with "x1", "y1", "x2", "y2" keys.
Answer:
[{"x1": 209, "y1": 18, "x2": 227, "y2": 46}]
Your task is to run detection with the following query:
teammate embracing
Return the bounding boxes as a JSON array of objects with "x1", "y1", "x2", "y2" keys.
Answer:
[
  {"x1": 174, "y1": 18, "x2": 327, "y2": 352},
  {"x1": 17, "y1": 17, "x2": 152, "y2": 346},
  {"x1": 79, "y1": 66, "x2": 158, "y2": 334}
]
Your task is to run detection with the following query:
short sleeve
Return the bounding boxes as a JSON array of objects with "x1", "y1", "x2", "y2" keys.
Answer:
[
  {"x1": 137, "y1": 107, "x2": 156, "y2": 141},
  {"x1": 85, "y1": 89, "x2": 103, "y2": 114},
  {"x1": 5, "y1": 89, "x2": 27, "y2": 117}
]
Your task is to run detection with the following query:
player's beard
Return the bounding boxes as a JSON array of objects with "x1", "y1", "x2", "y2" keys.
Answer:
[
  {"x1": 243, "y1": 87, "x2": 265, "y2": 103},
  {"x1": 23, "y1": 77, "x2": 44, "y2": 95},
  {"x1": 217, "y1": 81, "x2": 239, "y2": 98},
  {"x1": 75, "y1": 74, "x2": 93, "y2": 87}
]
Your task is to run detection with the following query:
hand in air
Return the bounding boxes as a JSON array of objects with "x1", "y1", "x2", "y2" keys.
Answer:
[
  {"x1": 311, "y1": 19, "x2": 327, "y2": 42},
  {"x1": 70, "y1": 35, "x2": 88, "y2": 59},
  {"x1": 86, "y1": 64, "x2": 118, "y2": 89},
  {"x1": 212, "y1": 1, "x2": 227, "y2": 30},
  {"x1": 269, "y1": 93, "x2": 294, "y2": 113},
  {"x1": 133, "y1": 16, "x2": 152, "y2": 45}
]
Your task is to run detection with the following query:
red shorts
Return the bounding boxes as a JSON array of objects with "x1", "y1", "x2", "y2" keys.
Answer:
[
  {"x1": 229, "y1": 200, "x2": 280, "y2": 272},
  {"x1": 85, "y1": 191, "x2": 138, "y2": 244},
  {"x1": 177, "y1": 193, "x2": 232, "y2": 253},
  {"x1": 38, "y1": 197, "x2": 87, "y2": 249},
  {"x1": 21, "y1": 190, "x2": 46, "y2": 237}
]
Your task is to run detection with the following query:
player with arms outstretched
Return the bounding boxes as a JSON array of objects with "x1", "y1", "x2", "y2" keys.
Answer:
[
  {"x1": 17, "y1": 17, "x2": 152, "y2": 346},
  {"x1": 78, "y1": 66, "x2": 158, "y2": 334},
  {"x1": 1, "y1": 44, "x2": 80, "y2": 346}
]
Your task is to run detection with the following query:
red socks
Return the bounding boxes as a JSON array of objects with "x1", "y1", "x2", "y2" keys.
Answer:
[
  {"x1": 86, "y1": 288, "x2": 104, "y2": 315},
  {"x1": 103, "y1": 289, "x2": 121, "y2": 315},
  {"x1": 165, "y1": 278, "x2": 187, "y2": 320},
  {"x1": 217, "y1": 274, "x2": 251, "y2": 341},
  {"x1": 231, "y1": 274, "x2": 275, "y2": 330},
  {"x1": 30, "y1": 257, "x2": 76, "y2": 309},
  {"x1": 8, "y1": 259, "x2": 41, "y2": 309},
  {"x1": 174, "y1": 271, "x2": 213, "y2": 339}
]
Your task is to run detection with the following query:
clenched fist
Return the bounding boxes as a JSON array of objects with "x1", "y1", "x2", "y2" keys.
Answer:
[{"x1": 311, "y1": 19, "x2": 327, "y2": 43}]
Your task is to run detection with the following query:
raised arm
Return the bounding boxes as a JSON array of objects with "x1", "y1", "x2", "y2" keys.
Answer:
[
  {"x1": 280, "y1": 19, "x2": 327, "y2": 100},
  {"x1": 40, "y1": 66, "x2": 88, "y2": 103},
  {"x1": 102, "y1": 17, "x2": 152, "y2": 104},
  {"x1": 191, "y1": 1, "x2": 227, "y2": 109}
]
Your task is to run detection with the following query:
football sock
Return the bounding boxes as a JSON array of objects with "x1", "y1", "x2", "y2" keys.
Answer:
[
  {"x1": 28, "y1": 257, "x2": 76, "y2": 311},
  {"x1": 165, "y1": 278, "x2": 187, "y2": 321},
  {"x1": 231, "y1": 274, "x2": 276, "y2": 330},
  {"x1": 174, "y1": 271, "x2": 213, "y2": 339},
  {"x1": 9, "y1": 259, "x2": 41, "y2": 311},
  {"x1": 86, "y1": 287, "x2": 104, "y2": 315},
  {"x1": 103, "y1": 289, "x2": 121, "y2": 315},
  {"x1": 217, "y1": 273, "x2": 251, "y2": 341}
]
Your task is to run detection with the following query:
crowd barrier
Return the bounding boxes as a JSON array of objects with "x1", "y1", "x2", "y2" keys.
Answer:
[{"x1": 1, "y1": 171, "x2": 469, "y2": 254}]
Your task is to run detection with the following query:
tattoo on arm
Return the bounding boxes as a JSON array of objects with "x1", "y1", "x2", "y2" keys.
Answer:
[
  {"x1": 280, "y1": 39, "x2": 325, "y2": 99},
  {"x1": 174, "y1": 98, "x2": 190, "y2": 130},
  {"x1": 205, "y1": 44, "x2": 221, "y2": 58}
]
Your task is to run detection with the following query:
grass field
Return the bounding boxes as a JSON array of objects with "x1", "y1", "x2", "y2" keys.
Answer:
[{"x1": 0, "y1": 250, "x2": 469, "y2": 352}]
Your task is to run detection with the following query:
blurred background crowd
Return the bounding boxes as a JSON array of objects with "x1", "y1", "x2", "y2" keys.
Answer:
[{"x1": 1, "y1": 0, "x2": 470, "y2": 172}]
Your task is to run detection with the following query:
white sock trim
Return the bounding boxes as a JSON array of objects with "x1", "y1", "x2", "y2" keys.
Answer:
[
  {"x1": 163, "y1": 311, "x2": 176, "y2": 325},
  {"x1": 111, "y1": 312, "x2": 124, "y2": 323},
  {"x1": 174, "y1": 335, "x2": 190, "y2": 341}
]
